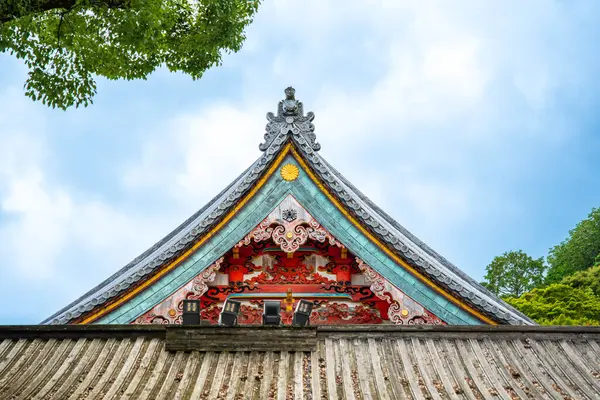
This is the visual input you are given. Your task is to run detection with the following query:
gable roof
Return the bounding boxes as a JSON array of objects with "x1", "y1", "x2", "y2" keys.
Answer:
[{"x1": 43, "y1": 88, "x2": 533, "y2": 326}]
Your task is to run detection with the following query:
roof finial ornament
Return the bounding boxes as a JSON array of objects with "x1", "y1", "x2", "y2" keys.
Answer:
[
  {"x1": 259, "y1": 87, "x2": 321, "y2": 152},
  {"x1": 282, "y1": 86, "x2": 298, "y2": 116}
]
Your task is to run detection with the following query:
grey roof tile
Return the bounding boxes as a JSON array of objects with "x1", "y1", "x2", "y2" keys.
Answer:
[
  {"x1": 1, "y1": 326, "x2": 599, "y2": 399},
  {"x1": 43, "y1": 88, "x2": 533, "y2": 325}
]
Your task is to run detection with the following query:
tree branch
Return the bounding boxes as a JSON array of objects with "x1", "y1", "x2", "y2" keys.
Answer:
[
  {"x1": 1, "y1": 0, "x2": 130, "y2": 24},
  {"x1": 56, "y1": 10, "x2": 65, "y2": 46}
]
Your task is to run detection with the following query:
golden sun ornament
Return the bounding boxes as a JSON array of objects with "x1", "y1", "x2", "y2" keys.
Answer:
[{"x1": 280, "y1": 164, "x2": 299, "y2": 181}]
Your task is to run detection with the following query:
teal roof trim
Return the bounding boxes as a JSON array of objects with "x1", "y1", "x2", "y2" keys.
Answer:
[
  {"x1": 97, "y1": 156, "x2": 481, "y2": 325},
  {"x1": 44, "y1": 88, "x2": 533, "y2": 326}
]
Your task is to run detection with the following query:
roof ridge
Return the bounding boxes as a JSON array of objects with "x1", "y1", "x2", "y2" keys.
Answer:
[
  {"x1": 44, "y1": 88, "x2": 534, "y2": 326},
  {"x1": 314, "y1": 154, "x2": 533, "y2": 324},
  {"x1": 41, "y1": 160, "x2": 261, "y2": 324},
  {"x1": 43, "y1": 140, "x2": 289, "y2": 324},
  {"x1": 289, "y1": 139, "x2": 532, "y2": 324}
]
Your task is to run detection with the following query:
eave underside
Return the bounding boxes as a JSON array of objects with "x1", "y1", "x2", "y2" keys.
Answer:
[{"x1": 1, "y1": 326, "x2": 599, "y2": 399}]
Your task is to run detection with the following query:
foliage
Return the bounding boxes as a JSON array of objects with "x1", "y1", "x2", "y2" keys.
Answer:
[
  {"x1": 533, "y1": 314, "x2": 599, "y2": 326},
  {"x1": 560, "y1": 264, "x2": 600, "y2": 297},
  {"x1": 484, "y1": 208, "x2": 600, "y2": 325},
  {"x1": 505, "y1": 284, "x2": 600, "y2": 326},
  {"x1": 481, "y1": 250, "x2": 546, "y2": 297},
  {"x1": 0, "y1": 0, "x2": 260, "y2": 109},
  {"x1": 546, "y1": 208, "x2": 600, "y2": 284}
]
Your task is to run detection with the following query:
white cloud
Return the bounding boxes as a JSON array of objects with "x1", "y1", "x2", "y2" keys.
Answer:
[
  {"x1": 124, "y1": 0, "x2": 590, "y2": 236},
  {"x1": 0, "y1": 147, "x2": 163, "y2": 282},
  {"x1": 0, "y1": 88, "x2": 167, "y2": 286},
  {"x1": 1, "y1": 170, "x2": 71, "y2": 278},
  {"x1": 1, "y1": 0, "x2": 598, "y2": 322},
  {"x1": 123, "y1": 103, "x2": 266, "y2": 206}
]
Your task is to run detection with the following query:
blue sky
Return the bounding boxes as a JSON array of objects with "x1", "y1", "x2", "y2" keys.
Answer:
[{"x1": 1, "y1": 1, "x2": 600, "y2": 324}]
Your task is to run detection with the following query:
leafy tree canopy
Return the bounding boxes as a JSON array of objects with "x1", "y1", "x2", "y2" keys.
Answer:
[
  {"x1": 560, "y1": 264, "x2": 600, "y2": 297},
  {"x1": 0, "y1": 0, "x2": 260, "y2": 109},
  {"x1": 481, "y1": 250, "x2": 546, "y2": 297},
  {"x1": 546, "y1": 208, "x2": 600, "y2": 284},
  {"x1": 505, "y1": 284, "x2": 600, "y2": 326}
]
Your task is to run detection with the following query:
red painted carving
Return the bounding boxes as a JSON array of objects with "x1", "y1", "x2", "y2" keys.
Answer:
[
  {"x1": 131, "y1": 196, "x2": 446, "y2": 327},
  {"x1": 228, "y1": 264, "x2": 249, "y2": 283},
  {"x1": 310, "y1": 302, "x2": 382, "y2": 325},
  {"x1": 133, "y1": 257, "x2": 224, "y2": 324},
  {"x1": 356, "y1": 258, "x2": 444, "y2": 325},
  {"x1": 319, "y1": 259, "x2": 360, "y2": 284},
  {"x1": 281, "y1": 310, "x2": 293, "y2": 325},
  {"x1": 247, "y1": 258, "x2": 334, "y2": 285},
  {"x1": 238, "y1": 305, "x2": 264, "y2": 325},
  {"x1": 216, "y1": 301, "x2": 383, "y2": 326},
  {"x1": 201, "y1": 305, "x2": 222, "y2": 325}
]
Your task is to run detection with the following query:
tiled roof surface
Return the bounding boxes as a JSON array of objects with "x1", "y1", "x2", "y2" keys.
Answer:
[
  {"x1": 43, "y1": 89, "x2": 533, "y2": 325},
  {"x1": 1, "y1": 325, "x2": 599, "y2": 399}
]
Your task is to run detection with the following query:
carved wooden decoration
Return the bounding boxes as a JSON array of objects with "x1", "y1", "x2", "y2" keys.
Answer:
[
  {"x1": 133, "y1": 258, "x2": 224, "y2": 324},
  {"x1": 133, "y1": 196, "x2": 444, "y2": 326},
  {"x1": 237, "y1": 195, "x2": 342, "y2": 253},
  {"x1": 357, "y1": 258, "x2": 443, "y2": 325}
]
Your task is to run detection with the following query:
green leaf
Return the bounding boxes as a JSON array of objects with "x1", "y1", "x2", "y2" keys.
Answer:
[
  {"x1": 0, "y1": 0, "x2": 261, "y2": 109},
  {"x1": 546, "y1": 208, "x2": 600, "y2": 283},
  {"x1": 505, "y1": 284, "x2": 600, "y2": 326},
  {"x1": 482, "y1": 250, "x2": 546, "y2": 297}
]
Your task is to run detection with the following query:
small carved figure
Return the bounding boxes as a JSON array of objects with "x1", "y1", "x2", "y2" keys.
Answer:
[
  {"x1": 284, "y1": 288, "x2": 294, "y2": 312},
  {"x1": 259, "y1": 87, "x2": 320, "y2": 152},
  {"x1": 282, "y1": 86, "x2": 299, "y2": 116}
]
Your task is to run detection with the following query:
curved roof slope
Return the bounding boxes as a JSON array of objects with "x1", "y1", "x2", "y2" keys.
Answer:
[{"x1": 43, "y1": 88, "x2": 534, "y2": 325}]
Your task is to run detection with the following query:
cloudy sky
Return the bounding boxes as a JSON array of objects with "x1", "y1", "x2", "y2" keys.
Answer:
[{"x1": 1, "y1": 0, "x2": 600, "y2": 324}]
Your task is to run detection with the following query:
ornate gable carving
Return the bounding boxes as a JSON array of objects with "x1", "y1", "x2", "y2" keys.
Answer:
[
  {"x1": 237, "y1": 194, "x2": 342, "y2": 253},
  {"x1": 133, "y1": 257, "x2": 224, "y2": 324},
  {"x1": 133, "y1": 196, "x2": 444, "y2": 326},
  {"x1": 357, "y1": 258, "x2": 442, "y2": 325}
]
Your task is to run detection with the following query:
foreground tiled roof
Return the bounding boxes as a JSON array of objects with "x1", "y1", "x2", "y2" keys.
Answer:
[{"x1": 1, "y1": 325, "x2": 599, "y2": 399}]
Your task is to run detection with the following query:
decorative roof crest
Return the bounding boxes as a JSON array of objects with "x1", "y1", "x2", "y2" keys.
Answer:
[
  {"x1": 236, "y1": 194, "x2": 341, "y2": 253},
  {"x1": 259, "y1": 87, "x2": 321, "y2": 152}
]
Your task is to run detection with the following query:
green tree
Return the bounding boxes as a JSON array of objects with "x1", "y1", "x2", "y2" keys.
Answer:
[
  {"x1": 546, "y1": 208, "x2": 600, "y2": 284},
  {"x1": 505, "y1": 284, "x2": 600, "y2": 326},
  {"x1": 0, "y1": 0, "x2": 259, "y2": 109},
  {"x1": 560, "y1": 264, "x2": 600, "y2": 297},
  {"x1": 481, "y1": 250, "x2": 545, "y2": 297}
]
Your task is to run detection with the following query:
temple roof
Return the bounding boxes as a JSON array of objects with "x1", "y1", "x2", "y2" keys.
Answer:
[
  {"x1": 43, "y1": 88, "x2": 533, "y2": 325},
  {"x1": 1, "y1": 325, "x2": 599, "y2": 399}
]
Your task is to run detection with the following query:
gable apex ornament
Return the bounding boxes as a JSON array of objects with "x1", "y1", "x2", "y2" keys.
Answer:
[{"x1": 259, "y1": 87, "x2": 321, "y2": 152}]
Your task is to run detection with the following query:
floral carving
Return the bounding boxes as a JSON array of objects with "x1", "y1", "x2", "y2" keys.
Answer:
[
  {"x1": 132, "y1": 257, "x2": 224, "y2": 324},
  {"x1": 238, "y1": 305, "x2": 264, "y2": 325},
  {"x1": 272, "y1": 224, "x2": 309, "y2": 253},
  {"x1": 201, "y1": 305, "x2": 222, "y2": 324},
  {"x1": 310, "y1": 302, "x2": 382, "y2": 325},
  {"x1": 237, "y1": 194, "x2": 342, "y2": 253},
  {"x1": 356, "y1": 258, "x2": 444, "y2": 325},
  {"x1": 203, "y1": 301, "x2": 383, "y2": 325},
  {"x1": 247, "y1": 260, "x2": 334, "y2": 285}
]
